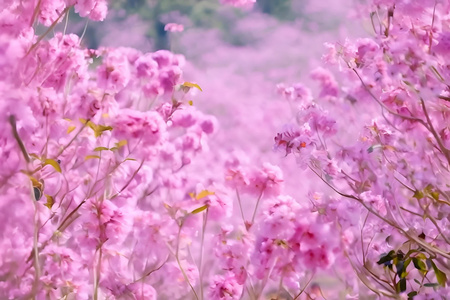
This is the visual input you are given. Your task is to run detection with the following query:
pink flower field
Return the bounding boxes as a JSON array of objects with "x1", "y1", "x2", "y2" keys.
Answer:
[{"x1": 0, "y1": 0, "x2": 449, "y2": 299}]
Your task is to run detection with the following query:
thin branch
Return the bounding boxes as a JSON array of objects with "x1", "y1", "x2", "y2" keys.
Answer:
[
  {"x1": 110, "y1": 160, "x2": 145, "y2": 199},
  {"x1": 27, "y1": 7, "x2": 70, "y2": 55},
  {"x1": 352, "y1": 68, "x2": 426, "y2": 123},
  {"x1": 133, "y1": 255, "x2": 169, "y2": 283},
  {"x1": 308, "y1": 164, "x2": 450, "y2": 260},
  {"x1": 419, "y1": 97, "x2": 450, "y2": 165},
  {"x1": 9, "y1": 115, "x2": 30, "y2": 163},
  {"x1": 293, "y1": 273, "x2": 315, "y2": 300},
  {"x1": 57, "y1": 119, "x2": 89, "y2": 157}
]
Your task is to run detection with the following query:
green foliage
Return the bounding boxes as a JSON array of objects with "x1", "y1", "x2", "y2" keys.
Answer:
[
  {"x1": 377, "y1": 246, "x2": 448, "y2": 296},
  {"x1": 257, "y1": 0, "x2": 293, "y2": 20},
  {"x1": 190, "y1": 1, "x2": 222, "y2": 28},
  {"x1": 108, "y1": 0, "x2": 299, "y2": 50}
]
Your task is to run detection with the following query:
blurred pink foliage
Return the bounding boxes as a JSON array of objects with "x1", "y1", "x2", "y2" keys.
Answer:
[
  {"x1": 165, "y1": 23, "x2": 185, "y2": 33},
  {"x1": 220, "y1": 0, "x2": 256, "y2": 9}
]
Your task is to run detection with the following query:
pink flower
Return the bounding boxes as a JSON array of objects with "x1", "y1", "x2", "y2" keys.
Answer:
[
  {"x1": 164, "y1": 23, "x2": 184, "y2": 33},
  {"x1": 244, "y1": 163, "x2": 284, "y2": 197},
  {"x1": 113, "y1": 109, "x2": 167, "y2": 147},
  {"x1": 209, "y1": 273, "x2": 242, "y2": 299},
  {"x1": 302, "y1": 245, "x2": 334, "y2": 270},
  {"x1": 274, "y1": 123, "x2": 313, "y2": 157},
  {"x1": 220, "y1": 0, "x2": 256, "y2": 8},
  {"x1": 434, "y1": 32, "x2": 450, "y2": 59},
  {"x1": 259, "y1": 195, "x2": 300, "y2": 240},
  {"x1": 74, "y1": 0, "x2": 108, "y2": 21},
  {"x1": 97, "y1": 48, "x2": 131, "y2": 93},
  {"x1": 360, "y1": 191, "x2": 387, "y2": 216},
  {"x1": 38, "y1": 0, "x2": 66, "y2": 26},
  {"x1": 310, "y1": 67, "x2": 339, "y2": 98}
]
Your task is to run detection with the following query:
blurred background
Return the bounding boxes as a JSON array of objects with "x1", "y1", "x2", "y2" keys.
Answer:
[{"x1": 65, "y1": 0, "x2": 367, "y2": 196}]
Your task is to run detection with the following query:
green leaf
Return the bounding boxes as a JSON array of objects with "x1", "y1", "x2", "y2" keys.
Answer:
[
  {"x1": 377, "y1": 250, "x2": 395, "y2": 265},
  {"x1": 94, "y1": 147, "x2": 109, "y2": 151},
  {"x1": 413, "y1": 190, "x2": 424, "y2": 200},
  {"x1": 116, "y1": 140, "x2": 127, "y2": 148},
  {"x1": 402, "y1": 258, "x2": 412, "y2": 277},
  {"x1": 413, "y1": 257, "x2": 427, "y2": 273},
  {"x1": 80, "y1": 118, "x2": 113, "y2": 138},
  {"x1": 29, "y1": 176, "x2": 40, "y2": 187},
  {"x1": 94, "y1": 124, "x2": 113, "y2": 138},
  {"x1": 196, "y1": 190, "x2": 215, "y2": 200},
  {"x1": 67, "y1": 125, "x2": 76, "y2": 134},
  {"x1": 396, "y1": 260, "x2": 406, "y2": 277},
  {"x1": 407, "y1": 291, "x2": 418, "y2": 299},
  {"x1": 429, "y1": 260, "x2": 447, "y2": 287},
  {"x1": 396, "y1": 278, "x2": 407, "y2": 293},
  {"x1": 424, "y1": 184, "x2": 434, "y2": 193},
  {"x1": 416, "y1": 253, "x2": 427, "y2": 260},
  {"x1": 190, "y1": 205, "x2": 208, "y2": 214},
  {"x1": 44, "y1": 195, "x2": 55, "y2": 209},
  {"x1": 430, "y1": 191, "x2": 440, "y2": 201},
  {"x1": 44, "y1": 159, "x2": 62, "y2": 173},
  {"x1": 182, "y1": 81, "x2": 203, "y2": 92},
  {"x1": 85, "y1": 155, "x2": 101, "y2": 160},
  {"x1": 423, "y1": 283, "x2": 440, "y2": 287}
]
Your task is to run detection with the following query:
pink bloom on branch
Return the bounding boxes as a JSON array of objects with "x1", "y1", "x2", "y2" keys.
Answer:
[
  {"x1": 97, "y1": 48, "x2": 131, "y2": 93},
  {"x1": 220, "y1": 0, "x2": 256, "y2": 8},
  {"x1": 226, "y1": 163, "x2": 284, "y2": 197},
  {"x1": 302, "y1": 245, "x2": 334, "y2": 270},
  {"x1": 245, "y1": 163, "x2": 284, "y2": 197},
  {"x1": 310, "y1": 67, "x2": 339, "y2": 98},
  {"x1": 38, "y1": 0, "x2": 66, "y2": 26},
  {"x1": 164, "y1": 23, "x2": 184, "y2": 33},
  {"x1": 209, "y1": 273, "x2": 242, "y2": 300},
  {"x1": 113, "y1": 109, "x2": 166, "y2": 147},
  {"x1": 135, "y1": 54, "x2": 159, "y2": 78},
  {"x1": 274, "y1": 123, "x2": 313, "y2": 156},
  {"x1": 259, "y1": 195, "x2": 300, "y2": 240},
  {"x1": 434, "y1": 32, "x2": 450, "y2": 59},
  {"x1": 200, "y1": 115, "x2": 218, "y2": 134},
  {"x1": 360, "y1": 191, "x2": 387, "y2": 216},
  {"x1": 74, "y1": 0, "x2": 108, "y2": 21},
  {"x1": 277, "y1": 83, "x2": 313, "y2": 103}
]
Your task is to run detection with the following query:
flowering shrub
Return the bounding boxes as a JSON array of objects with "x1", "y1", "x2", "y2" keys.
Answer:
[
  {"x1": 0, "y1": 1, "x2": 220, "y2": 298},
  {"x1": 1, "y1": 0, "x2": 450, "y2": 299},
  {"x1": 276, "y1": 0, "x2": 450, "y2": 298}
]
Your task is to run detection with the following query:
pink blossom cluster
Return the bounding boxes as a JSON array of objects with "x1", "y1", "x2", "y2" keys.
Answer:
[
  {"x1": 0, "y1": 0, "x2": 107, "y2": 30},
  {"x1": 276, "y1": 0, "x2": 450, "y2": 297},
  {"x1": 219, "y1": 0, "x2": 256, "y2": 9},
  {"x1": 164, "y1": 23, "x2": 185, "y2": 33},
  {"x1": 0, "y1": 1, "x2": 344, "y2": 299}
]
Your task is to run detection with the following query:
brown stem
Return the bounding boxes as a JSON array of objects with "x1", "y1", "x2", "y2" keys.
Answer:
[
  {"x1": 9, "y1": 115, "x2": 30, "y2": 163},
  {"x1": 26, "y1": 7, "x2": 70, "y2": 56},
  {"x1": 419, "y1": 97, "x2": 450, "y2": 165},
  {"x1": 308, "y1": 165, "x2": 450, "y2": 260},
  {"x1": 57, "y1": 119, "x2": 89, "y2": 157}
]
